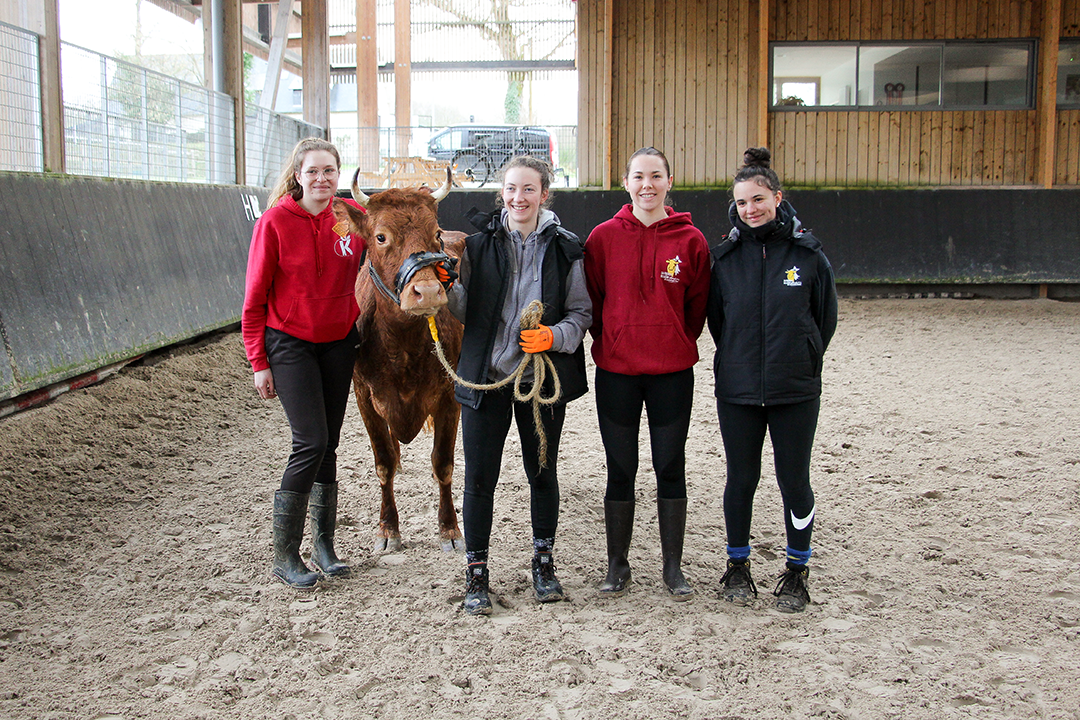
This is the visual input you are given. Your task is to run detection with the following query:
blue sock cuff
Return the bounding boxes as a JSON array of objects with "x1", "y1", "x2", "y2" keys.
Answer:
[
  {"x1": 727, "y1": 545, "x2": 752, "y2": 562},
  {"x1": 786, "y1": 546, "x2": 812, "y2": 566}
]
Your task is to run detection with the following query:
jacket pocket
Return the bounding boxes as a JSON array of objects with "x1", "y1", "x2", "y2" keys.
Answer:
[
  {"x1": 806, "y1": 333, "x2": 822, "y2": 377},
  {"x1": 286, "y1": 293, "x2": 358, "y2": 338}
]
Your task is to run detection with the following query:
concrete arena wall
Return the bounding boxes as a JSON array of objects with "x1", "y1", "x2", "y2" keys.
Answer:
[
  {"x1": 436, "y1": 187, "x2": 1080, "y2": 285},
  {"x1": 0, "y1": 173, "x2": 267, "y2": 402}
]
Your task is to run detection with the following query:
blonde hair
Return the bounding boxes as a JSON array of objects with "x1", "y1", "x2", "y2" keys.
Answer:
[{"x1": 267, "y1": 137, "x2": 341, "y2": 209}]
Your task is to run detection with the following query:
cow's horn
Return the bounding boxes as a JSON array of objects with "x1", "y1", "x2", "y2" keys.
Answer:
[
  {"x1": 430, "y1": 166, "x2": 452, "y2": 204},
  {"x1": 351, "y1": 168, "x2": 370, "y2": 208}
]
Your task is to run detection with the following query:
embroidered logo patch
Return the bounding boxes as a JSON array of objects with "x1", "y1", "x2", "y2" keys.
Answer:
[
  {"x1": 333, "y1": 223, "x2": 355, "y2": 258},
  {"x1": 660, "y1": 255, "x2": 682, "y2": 283},
  {"x1": 783, "y1": 266, "x2": 802, "y2": 287}
]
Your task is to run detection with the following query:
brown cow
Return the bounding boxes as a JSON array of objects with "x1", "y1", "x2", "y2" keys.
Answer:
[{"x1": 332, "y1": 170, "x2": 465, "y2": 552}]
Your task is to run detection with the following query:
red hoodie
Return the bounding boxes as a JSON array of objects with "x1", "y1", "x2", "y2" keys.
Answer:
[
  {"x1": 242, "y1": 195, "x2": 365, "y2": 372},
  {"x1": 584, "y1": 204, "x2": 710, "y2": 375}
]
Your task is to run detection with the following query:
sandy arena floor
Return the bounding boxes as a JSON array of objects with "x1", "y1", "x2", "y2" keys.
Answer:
[{"x1": 1, "y1": 298, "x2": 1079, "y2": 719}]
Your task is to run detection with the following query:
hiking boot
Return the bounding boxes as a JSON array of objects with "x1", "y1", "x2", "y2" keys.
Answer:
[
  {"x1": 532, "y1": 552, "x2": 565, "y2": 603},
  {"x1": 719, "y1": 559, "x2": 758, "y2": 606},
  {"x1": 463, "y1": 563, "x2": 492, "y2": 615},
  {"x1": 773, "y1": 566, "x2": 811, "y2": 613}
]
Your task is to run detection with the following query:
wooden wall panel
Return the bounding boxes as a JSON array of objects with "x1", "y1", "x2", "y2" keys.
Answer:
[{"x1": 579, "y1": 0, "x2": 1078, "y2": 187}]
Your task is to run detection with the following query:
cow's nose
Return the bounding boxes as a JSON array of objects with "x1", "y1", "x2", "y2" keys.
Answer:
[{"x1": 401, "y1": 277, "x2": 447, "y2": 315}]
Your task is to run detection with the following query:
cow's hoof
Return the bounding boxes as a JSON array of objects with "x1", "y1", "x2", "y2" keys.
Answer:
[
  {"x1": 373, "y1": 536, "x2": 403, "y2": 553},
  {"x1": 441, "y1": 536, "x2": 465, "y2": 553}
]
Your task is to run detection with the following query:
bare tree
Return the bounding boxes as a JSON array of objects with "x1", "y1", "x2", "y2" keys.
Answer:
[{"x1": 415, "y1": 0, "x2": 573, "y2": 123}]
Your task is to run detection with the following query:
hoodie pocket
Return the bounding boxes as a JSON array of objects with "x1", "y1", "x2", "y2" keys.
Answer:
[
  {"x1": 283, "y1": 293, "x2": 358, "y2": 337},
  {"x1": 609, "y1": 323, "x2": 696, "y2": 370}
]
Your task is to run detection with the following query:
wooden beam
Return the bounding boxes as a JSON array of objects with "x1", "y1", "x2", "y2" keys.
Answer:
[
  {"x1": 301, "y1": 0, "x2": 330, "y2": 131},
  {"x1": 222, "y1": 0, "x2": 246, "y2": 183},
  {"x1": 40, "y1": 0, "x2": 64, "y2": 172},
  {"x1": 394, "y1": 0, "x2": 411, "y2": 156},
  {"x1": 259, "y1": 0, "x2": 294, "y2": 109},
  {"x1": 749, "y1": 0, "x2": 769, "y2": 149},
  {"x1": 602, "y1": 0, "x2": 613, "y2": 189},
  {"x1": 356, "y1": 0, "x2": 379, "y2": 171},
  {"x1": 1036, "y1": 0, "x2": 1062, "y2": 188}
]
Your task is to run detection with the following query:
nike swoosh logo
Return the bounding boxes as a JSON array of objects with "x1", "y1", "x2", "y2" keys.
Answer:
[{"x1": 790, "y1": 505, "x2": 815, "y2": 531}]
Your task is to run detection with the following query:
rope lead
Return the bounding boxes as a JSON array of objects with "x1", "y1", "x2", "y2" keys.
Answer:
[{"x1": 428, "y1": 300, "x2": 562, "y2": 467}]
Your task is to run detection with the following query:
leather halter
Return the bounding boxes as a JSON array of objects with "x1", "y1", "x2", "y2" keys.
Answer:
[{"x1": 369, "y1": 250, "x2": 457, "y2": 306}]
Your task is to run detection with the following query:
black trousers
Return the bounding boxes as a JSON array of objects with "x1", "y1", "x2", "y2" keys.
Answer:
[
  {"x1": 460, "y1": 385, "x2": 566, "y2": 553},
  {"x1": 716, "y1": 397, "x2": 819, "y2": 552},
  {"x1": 594, "y1": 367, "x2": 694, "y2": 502},
  {"x1": 265, "y1": 326, "x2": 359, "y2": 494}
]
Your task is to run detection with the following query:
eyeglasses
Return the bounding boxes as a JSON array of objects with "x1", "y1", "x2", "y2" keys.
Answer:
[{"x1": 303, "y1": 168, "x2": 340, "y2": 180}]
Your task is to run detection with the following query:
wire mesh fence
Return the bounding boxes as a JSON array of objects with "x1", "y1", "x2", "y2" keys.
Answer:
[
  {"x1": 245, "y1": 103, "x2": 324, "y2": 187},
  {"x1": 61, "y1": 43, "x2": 237, "y2": 184},
  {"x1": 0, "y1": 21, "x2": 43, "y2": 172}
]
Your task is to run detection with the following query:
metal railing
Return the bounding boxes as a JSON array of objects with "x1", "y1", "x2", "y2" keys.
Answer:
[
  {"x1": 0, "y1": 21, "x2": 43, "y2": 172},
  {"x1": 61, "y1": 43, "x2": 237, "y2": 184}
]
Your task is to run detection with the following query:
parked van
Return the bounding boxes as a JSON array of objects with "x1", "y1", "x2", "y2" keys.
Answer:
[{"x1": 427, "y1": 125, "x2": 558, "y2": 186}]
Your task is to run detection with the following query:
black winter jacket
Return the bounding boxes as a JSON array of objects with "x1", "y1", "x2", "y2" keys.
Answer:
[
  {"x1": 455, "y1": 210, "x2": 589, "y2": 410},
  {"x1": 707, "y1": 200, "x2": 838, "y2": 405}
]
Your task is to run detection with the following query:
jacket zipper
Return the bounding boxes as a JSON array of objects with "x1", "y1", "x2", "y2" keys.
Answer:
[{"x1": 760, "y1": 243, "x2": 767, "y2": 406}]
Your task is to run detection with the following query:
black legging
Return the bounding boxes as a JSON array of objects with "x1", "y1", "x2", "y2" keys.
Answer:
[
  {"x1": 460, "y1": 385, "x2": 566, "y2": 553},
  {"x1": 716, "y1": 397, "x2": 819, "y2": 552},
  {"x1": 265, "y1": 326, "x2": 359, "y2": 494},
  {"x1": 594, "y1": 367, "x2": 694, "y2": 502}
]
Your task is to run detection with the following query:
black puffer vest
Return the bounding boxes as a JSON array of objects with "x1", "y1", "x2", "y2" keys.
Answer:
[{"x1": 455, "y1": 210, "x2": 589, "y2": 410}]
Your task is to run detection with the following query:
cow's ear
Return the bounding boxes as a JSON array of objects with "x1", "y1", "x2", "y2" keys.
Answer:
[{"x1": 333, "y1": 198, "x2": 368, "y2": 235}]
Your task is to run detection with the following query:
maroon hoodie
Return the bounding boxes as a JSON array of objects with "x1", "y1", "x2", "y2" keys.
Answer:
[
  {"x1": 584, "y1": 204, "x2": 710, "y2": 375},
  {"x1": 242, "y1": 194, "x2": 364, "y2": 372}
]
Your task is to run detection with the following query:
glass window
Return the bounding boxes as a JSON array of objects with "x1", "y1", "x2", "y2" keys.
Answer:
[
  {"x1": 857, "y1": 45, "x2": 942, "y2": 106},
  {"x1": 942, "y1": 43, "x2": 1032, "y2": 107},
  {"x1": 1059, "y1": 40, "x2": 1080, "y2": 106},
  {"x1": 771, "y1": 41, "x2": 1034, "y2": 110},
  {"x1": 772, "y1": 45, "x2": 856, "y2": 107}
]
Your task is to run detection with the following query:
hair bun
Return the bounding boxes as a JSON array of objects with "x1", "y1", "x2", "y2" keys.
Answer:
[{"x1": 743, "y1": 147, "x2": 771, "y2": 169}]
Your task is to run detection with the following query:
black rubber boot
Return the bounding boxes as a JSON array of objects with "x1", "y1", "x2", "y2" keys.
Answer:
[
  {"x1": 657, "y1": 497, "x2": 694, "y2": 601},
  {"x1": 273, "y1": 490, "x2": 320, "y2": 590},
  {"x1": 598, "y1": 499, "x2": 634, "y2": 596},
  {"x1": 463, "y1": 562, "x2": 493, "y2": 615},
  {"x1": 309, "y1": 482, "x2": 350, "y2": 577}
]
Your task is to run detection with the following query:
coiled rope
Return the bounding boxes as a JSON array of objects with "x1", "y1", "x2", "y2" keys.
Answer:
[{"x1": 427, "y1": 300, "x2": 561, "y2": 467}]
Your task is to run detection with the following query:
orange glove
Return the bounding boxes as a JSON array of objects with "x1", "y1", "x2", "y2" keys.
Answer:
[
  {"x1": 433, "y1": 262, "x2": 457, "y2": 288},
  {"x1": 519, "y1": 325, "x2": 554, "y2": 353}
]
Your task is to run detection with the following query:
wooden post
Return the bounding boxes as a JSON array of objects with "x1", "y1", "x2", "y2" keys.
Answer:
[
  {"x1": 301, "y1": 0, "x2": 330, "y2": 133},
  {"x1": 601, "y1": 0, "x2": 613, "y2": 189},
  {"x1": 222, "y1": 0, "x2": 246, "y2": 184},
  {"x1": 394, "y1": 0, "x2": 411, "y2": 157},
  {"x1": 749, "y1": 0, "x2": 770, "y2": 149},
  {"x1": 259, "y1": 0, "x2": 294, "y2": 109},
  {"x1": 1035, "y1": 0, "x2": 1062, "y2": 188},
  {"x1": 40, "y1": 0, "x2": 64, "y2": 172},
  {"x1": 356, "y1": 0, "x2": 379, "y2": 172}
]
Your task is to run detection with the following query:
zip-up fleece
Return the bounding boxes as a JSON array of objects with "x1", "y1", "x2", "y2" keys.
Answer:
[
  {"x1": 242, "y1": 194, "x2": 365, "y2": 372},
  {"x1": 707, "y1": 200, "x2": 838, "y2": 405},
  {"x1": 584, "y1": 204, "x2": 711, "y2": 375}
]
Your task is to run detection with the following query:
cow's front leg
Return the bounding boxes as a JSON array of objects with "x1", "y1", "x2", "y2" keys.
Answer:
[
  {"x1": 354, "y1": 379, "x2": 403, "y2": 552},
  {"x1": 432, "y1": 396, "x2": 463, "y2": 552}
]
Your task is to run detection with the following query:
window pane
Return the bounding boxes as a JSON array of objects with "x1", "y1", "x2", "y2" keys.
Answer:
[
  {"x1": 772, "y1": 45, "x2": 856, "y2": 107},
  {"x1": 942, "y1": 43, "x2": 1031, "y2": 107},
  {"x1": 857, "y1": 46, "x2": 942, "y2": 106},
  {"x1": 1059, "y1": 41, "x2": 1080, "y2": 106}
]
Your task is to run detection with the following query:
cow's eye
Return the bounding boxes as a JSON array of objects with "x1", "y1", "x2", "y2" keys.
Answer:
[{"x1": 376, "y1": 234, "x2": 387, "y2": 244}]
